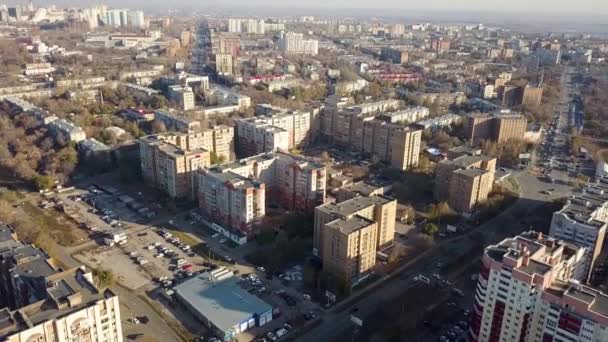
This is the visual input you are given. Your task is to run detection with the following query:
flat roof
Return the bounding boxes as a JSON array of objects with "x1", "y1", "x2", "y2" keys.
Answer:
[
  {"x1": 319, "y1": 194, "x2": 394, "y2": 217},
  {"x1": 326, "y1": 215, "x2": 376, "y2": 234},
  {"x1": 174, "y1": 270, "x2": 272, "y2": 333}
]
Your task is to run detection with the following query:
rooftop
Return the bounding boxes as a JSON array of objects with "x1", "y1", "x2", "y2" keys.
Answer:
[
  {"x1": 326, "y1": 215, "x2": 376, "y2": 234},
  {"x1": 319, "y1": 194, "x2": 394, "y2": 217},
  {"x1": 546, "y1": 279, "x2": 608, "y2": 318},
  {"x1": 559, "y1": 177, "x2": 608, "y2": 227},
  {"x1": 174, "y1": 268, "x2": 272, "y2": 333}
]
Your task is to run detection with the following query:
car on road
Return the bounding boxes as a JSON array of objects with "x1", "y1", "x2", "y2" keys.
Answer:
[
  {"x1": 303, "y1": 294, "x2": 311, "y2": 301},
  {"x1": 266, "y1": 332, "x2": 277, "y2": 341},
  {"x1": 276, "y1": 328, "x2": 288, "y2": 338},
  {"x1": 257, "y1": 266, "x2": 266, "y2": 272}
]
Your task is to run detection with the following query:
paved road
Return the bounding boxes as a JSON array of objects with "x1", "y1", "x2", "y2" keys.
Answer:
[{"x1": 294, "y1": 170, "x2": 568, "y2": 342}]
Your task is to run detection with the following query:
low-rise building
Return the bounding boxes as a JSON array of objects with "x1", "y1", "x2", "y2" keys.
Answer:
[
  {"x1": 377, "y1": 106, "x2": 430, "y2": 124},
  {"x1": 24, "y1": 62, "x2": 56, "y2": 76},
  {"x1": 154, "y1": 110, "x2": 201, "y2": 133},
  {"x1": 48, "y1": 119, "x2": 86, "y2": 143},
  {"x1": 416, "y1": 113, "x2": 462, "y2": 130},
  {"x1": 123, "y1": 83, "x2": 160, "y2": 98},
  {"x1": 174, "y1": 267, "x2": 272, "y2": 341}
]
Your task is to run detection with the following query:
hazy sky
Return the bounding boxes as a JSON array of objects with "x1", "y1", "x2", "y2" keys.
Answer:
[{"x1": 22, "y1": 0, "x2": 607, "y2": 15}]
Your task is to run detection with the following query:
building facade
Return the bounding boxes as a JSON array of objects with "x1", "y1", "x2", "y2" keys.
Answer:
[
  {"x1": 468, "y1": 231, "x2": 608, "y2": 342},
  {"x1": 198, "y1": 152, "x2": 327, "y2": 237},
  {"x1": 549, "y1": 178, "x2": 608, "y2": 282},
  {"x1": 435, "y1": 154, "x2": 496, "y2": 212},
  {"x1": 139, "y1": 134, "x2": 211, "y2": 199},
  {"x1": 465, "y1": 112, "x2": 527, "y2": 144}
]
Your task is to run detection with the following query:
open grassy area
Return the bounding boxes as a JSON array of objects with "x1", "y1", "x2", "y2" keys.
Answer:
[{"x1": 20, "y1": 201, "x2": 88, "y2": 247}]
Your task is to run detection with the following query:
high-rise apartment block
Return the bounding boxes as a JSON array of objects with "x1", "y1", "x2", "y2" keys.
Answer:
[
  {"x1": 104, "y1": 9, "x2": 146, "y2": 28},
  {"x1": 198, "y1": 167, "x2": 266, "y2": 239},
  {"x1": 140, "y1": 133, "x2": 211, "y2": 199},
  {"x1": 235, "y1": 109, "x2": 318, "y2": 157},
  {"x1": 324, "y1": 101, "x2": 421, "y2": 171},
  {"x1": 0, "y1": 225, "x2": 124, "y2": 342},
  {"x1": 435, "y1": 154, "x2": 496, "y2": 212},
  {"x1": 465, "y1": 112, "x2": 527, "y2": 144},
  {"x1": 430, "y1": 39, "x2": 451, "y2": 52},
  {"x1": 468, "y1": 231, "x2": 608, "y2": 342},
  {"x1": 278, "y1": 32, "x2": 319, "y2": 55},
  {"x1": 313, "y1": 194, "x2": 397, "y2": 285},
  {"x1": 198, "y1": 152, "x2": 326, "y2": 237},
  {"x1": 215, "y1": 53, "x2": 234, "y2": 75},
  {"x1": 522, "y1": 84, "x2": 544, "y2": 107},
  {"x1": 361, "y1": 120, "x2": 422, "y2": 170},
  {"x1": 153, "y1": 110, "x2": 201, "y2": 133},
  {"x1": 549, "y1": 178, "x2": 608, "y2": 282},
  {"x1": 322, "y1": 216, "x2": 378, "y2": 287},
  {"x1": 168, "y1": 85, "x2": 195, "y2": 111}
]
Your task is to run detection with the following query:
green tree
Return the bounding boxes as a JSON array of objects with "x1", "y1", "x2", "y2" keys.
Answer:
[
  {"x1": 422, "y1": 222, "x2": 439, "y2": 236},
  {"x1": 93, "y1": 268, "x2": 115, "y2": 289},
  {"x1": 428, "y1": 202, "x2": 451, "y2": 223},
  {"x1": 32, "y1": 174, "x2": 55, "y2": 190}
]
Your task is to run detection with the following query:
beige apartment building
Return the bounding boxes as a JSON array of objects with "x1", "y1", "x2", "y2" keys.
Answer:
[
  {"x1": 235, "y1": 110, "x2": 317, "y2": 157},
  {"x1": 1, "y1": 270, "x2": 123, "y2": 342},
  {"x1": 140, "y1": 134, "x2": 211, "y2": 199},
  {"x1": 521, "y1": 84, "x2": 543, "y2": 107},
  {"x1": 435, "y1": 154, "x2": 496, "y2": 212},
  {"x1": 321, "y1": 216, "x2": 378, "y2": 286},
  {"x1": 314, "y1": 194, "x2": 397, "y2": 257},
  {"x1": 465, "y1": 112, "x2": 527, "y2": 144},
  {"x1": 314, "y1": 194, "x2": 396, "y2": 285}
]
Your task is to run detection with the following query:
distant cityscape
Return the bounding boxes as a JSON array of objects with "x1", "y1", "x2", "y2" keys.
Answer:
[{"x1": 0, "y1": 1, "x2": 607, "y2": 342}]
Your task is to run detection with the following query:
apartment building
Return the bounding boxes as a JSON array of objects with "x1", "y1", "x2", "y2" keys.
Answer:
[
  {"x1": 465, "y1": 112, "x2": 527, "y2": 144},
  {"x1": 154, "y1": 110, "x2": 201, "y2": 133},
  {"x1": 149, "y1": 128, "x2": 234, "y2": 162},
  {"x1": 215, "y1": 53, "x2": 234, "y2": 75},
  {"x1": 1, "y1": 268, "x2": 123, "y2": 342},
  {"x1": 198, "y1": 168, "x2": 266, "y2": 238},
  {"x1": 361, "y1": 120, "x2": 422, "y2": 171},
  {"x1": 314, "y1": 194, "x2": 397, "y2": 260},
  {"x1": 48, "y1": 119, "x2": 86, "y2": 143},
  {"x1": 330, "y1": 100, "x2": 402, "y2": 147},
  {"x1": 549, "y1": 178, "x2": 608, "y2": 282},
  {"x1": 381, "y1": 47, "x2": 409, "y2": 64},
  {"x1": 198, "y1": 152, "x2": 327, "y2": 236},
  {"x1": 522, "y1": 84, "x2": 544, "y2": 107},
  {"x1": 139, "y1": 134, "x2": 211, "y2": 199},
  {"x1": 321, "y1": 216, "x2": 378, "y2": 286},
  {"x1": 235, "y1": 110, "x2": 317, "y2": 157},
  {"x1": 468, "y1": 231, "x2": 608, "y2": 342},
  {"x1": 168, "y1": 85, "x2": 195, "y2": 111},
  {"x1": 435, "y1": 154, "x2": 496, "y2": 212},
  {"x1": 0, "y1": 225, "x2": 123, "y2": 342},
  {"x1": 278, "y1": 32, "x2": 319, "y2": 55},
  {"x1": 377, "y1": 106, "x2": 430, "y2": 124}
]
